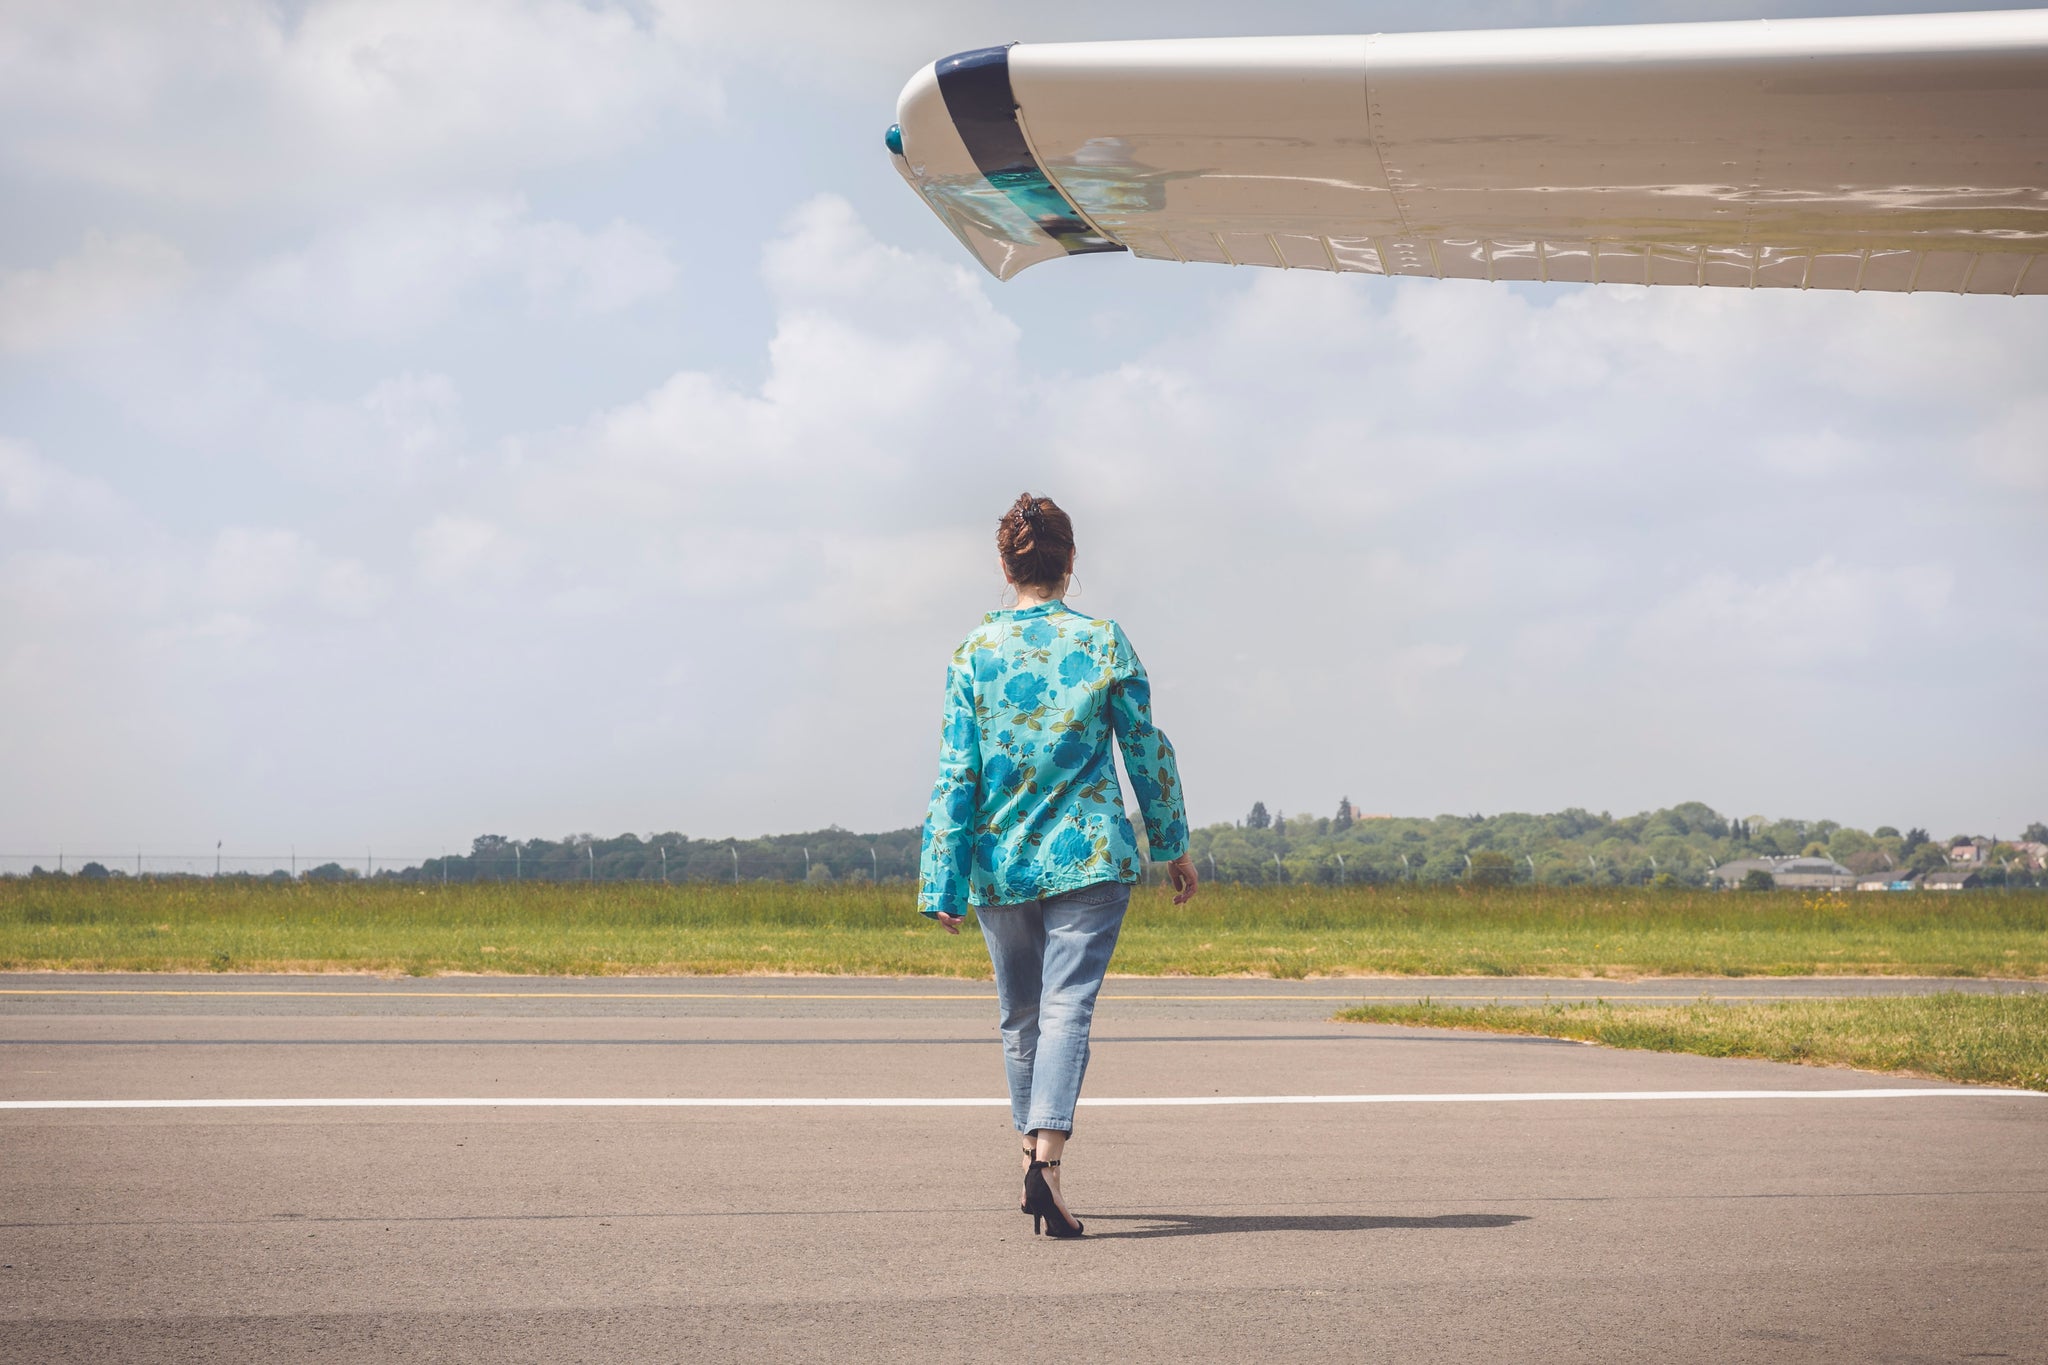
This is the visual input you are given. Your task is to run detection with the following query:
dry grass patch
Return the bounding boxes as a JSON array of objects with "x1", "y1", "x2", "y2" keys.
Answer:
[{"x1": 1334, "y1": 993, "x2": 2048, "y2": 1091}]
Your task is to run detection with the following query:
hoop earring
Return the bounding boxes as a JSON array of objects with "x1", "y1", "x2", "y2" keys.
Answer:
[{"x1": 1066, "y1": 571, "x2": 1082, "y2": 599}]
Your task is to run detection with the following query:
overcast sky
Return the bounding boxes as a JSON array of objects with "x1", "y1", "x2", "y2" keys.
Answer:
[{"x1": 2, "y1": 0, "x2": 2043, "y2": 861}]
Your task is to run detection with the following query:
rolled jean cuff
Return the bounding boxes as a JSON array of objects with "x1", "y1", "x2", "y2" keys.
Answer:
[{"x1": 1023, "y1": 1117, "x2": 1074, "y2": 1135}]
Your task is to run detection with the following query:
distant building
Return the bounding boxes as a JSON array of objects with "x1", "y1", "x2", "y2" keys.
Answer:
[
  {"x1": 1769, "y1": 856, "x2": 1859, "y2": 890},
  {"x1": 2009, "y1": 841, "x2": 2048, "y2": 871},
  {"x1": 1922, "y1": 868, "x2": 1981, "y2": 891},
  {"x1": 1713, "y1": 856, "x2": 1856, "y2": 891},
  {"x1": 1948, "y1": 838, "x2": 1993, "y2": 865},
  {"x1": 1713, "y1": 857, "x2": 1776, "y2": 888},
  {"x1": 1855, "y1": 870, "x2": 1919, "y2": 892}
]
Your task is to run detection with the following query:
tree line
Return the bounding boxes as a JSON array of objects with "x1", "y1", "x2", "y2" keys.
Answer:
[
  {"x1": 18, "y1": 806, "x2": 2043, "y2": 889},
  {"x1": 378, "y1": 829, "x2": 924, "y2": 886},
  {"x1": 1186, "y1": 801, "x2": 2048, "y2": 888},
  {"x1": 15, "y1": 829, "x2": 922, "y2": 887}
]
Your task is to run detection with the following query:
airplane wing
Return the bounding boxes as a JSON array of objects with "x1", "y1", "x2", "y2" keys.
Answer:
[{"x1": 886, "y1": 10, "x2": 2048, "y2": 293}]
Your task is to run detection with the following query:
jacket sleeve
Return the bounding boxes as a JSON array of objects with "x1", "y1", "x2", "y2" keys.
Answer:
[
  {"x1": 917, "y1": 656, "x2": 981, "y2": 917},
  {"x1": 1107, "y1": 623, "x2": 1189, "y2": 862}
]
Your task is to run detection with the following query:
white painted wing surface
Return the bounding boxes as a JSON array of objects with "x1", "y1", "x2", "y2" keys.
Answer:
[{"x1": 889, "y1": 10, "x2": 2048, "y2": 292}]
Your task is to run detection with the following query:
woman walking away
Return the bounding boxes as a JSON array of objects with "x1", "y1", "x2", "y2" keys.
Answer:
[{"x1": 919, "y1": 493, "x2": 1198, "y2": 1240}]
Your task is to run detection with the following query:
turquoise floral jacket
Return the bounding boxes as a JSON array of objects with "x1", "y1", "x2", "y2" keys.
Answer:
[{"x1": 918, "y1": 601, "x2": 1188, "y2": 917}]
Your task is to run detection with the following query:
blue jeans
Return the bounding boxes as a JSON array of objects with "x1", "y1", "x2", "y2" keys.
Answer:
[{"x1": 977, "y1": 879, "x2": 1131, "y2": 1135}]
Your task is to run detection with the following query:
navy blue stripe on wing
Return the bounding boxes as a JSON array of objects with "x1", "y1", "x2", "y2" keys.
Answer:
[{"x1": 934, "y1": 45, "x2": 1125, "y2": 258}]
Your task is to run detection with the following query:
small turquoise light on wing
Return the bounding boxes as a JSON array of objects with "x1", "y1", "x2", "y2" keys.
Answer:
[{"x1": 885, "y1": 124, "x2": 904, "y2": 156}]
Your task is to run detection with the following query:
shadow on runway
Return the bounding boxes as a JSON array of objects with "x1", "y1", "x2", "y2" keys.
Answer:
[{"x1": 1080, "y1": 1211, "x2": 1529, "y2": 1240}]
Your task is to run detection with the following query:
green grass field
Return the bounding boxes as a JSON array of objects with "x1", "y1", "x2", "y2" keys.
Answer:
[
  {"x1": 1334, "y1": 994, "x2": 2048, "y2": 1091},
  {"x1": 1, "y1": 879, "x2": 2043, "y2": 978}
]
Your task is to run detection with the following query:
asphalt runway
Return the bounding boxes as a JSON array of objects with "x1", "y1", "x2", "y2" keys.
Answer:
[{"x1": 2, "y1": 976, "x2": 2042, "y2": 1363}]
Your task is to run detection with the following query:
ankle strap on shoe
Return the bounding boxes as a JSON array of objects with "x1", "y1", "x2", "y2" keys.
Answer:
[{"x1": 1029, "y1": 1159, "x2": 1060, "y2": 1169}]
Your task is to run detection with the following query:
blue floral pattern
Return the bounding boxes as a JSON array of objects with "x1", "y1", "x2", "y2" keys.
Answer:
[{"x1": 919, "y1": 601, "x2": 1188, "y2": 916}]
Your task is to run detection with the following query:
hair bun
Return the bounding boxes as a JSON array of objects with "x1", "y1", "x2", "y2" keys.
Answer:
[{"x1": 996, "y1": 493, "x2": 1073, "y2": 590}]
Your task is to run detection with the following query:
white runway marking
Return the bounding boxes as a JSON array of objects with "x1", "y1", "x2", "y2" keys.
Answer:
[
  {"x1": 7, "y1": 988, "x2": 2036, "y2": 1002},
  {"x1": 1, "y1": 1088, "x2": 2037, "y2": 1111}
]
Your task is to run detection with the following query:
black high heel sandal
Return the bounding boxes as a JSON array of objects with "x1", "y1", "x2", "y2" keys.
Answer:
[{"x1": 1023, "y1": 1159, "x2": 1084, "y2": 1239}]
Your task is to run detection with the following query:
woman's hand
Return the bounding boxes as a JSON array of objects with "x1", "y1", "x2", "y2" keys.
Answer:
[
  {"x1": 934, "y1": 911, "x2": 965, "y2": 935},
  {"x1": 1167, "y1": 854, "x2": 1199, "y2": 905}
]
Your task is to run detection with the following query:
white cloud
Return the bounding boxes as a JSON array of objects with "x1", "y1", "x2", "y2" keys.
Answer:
[
  {"x1": 0, "y1": 231, "x2": 189, "y2": 353},
  {"x1": 0, "y1": 437, "x2": 122, "y2": 519},
  {"x1": 501, "y1": 194, "x2": 1019, "y2": 546},
  {"x1": 369, "y1": 200, "x2": 2044, "y2": 834},
  {"x1": 517, "y1": 218, "x2": 678, "y2": 314},
  {"x1": 0, "y1": 549, "x2": 133, "y2": 623},
  {"x1": 204, "y1": 371, "x2": 475, "y2": 492},
  {"x1": 1387, "y1": 641, "x2": 1472, "y2": 713},
  {"x1": 315, "y1": 560, "x2": 388, "y2": 617},
  {"x1": 142, "y1": 610, "x2": 261, "y2": 653},
  {"x1": 413, "y1": 515, "x2": 521, "y2": 588},
  {"x1": 202, "y1": 527, "x2": 387, "y2": 617},
  {"x1": 244, "y1": 199, "x2": 676, "y2": 337},
  {"x1": 0, "y1": 0, "x2": 719, "y2": 206},
  {"x1": 1631, "y1": 558, "x2": 1953, "y2": 670},
  {"x1": 360, "y1": 372, "x2": 465, "y2": 473},
  {"x1": 4, "y1": 104, "x2": 2045, "y2": 850},
  {"x1": 204, "y1": 528, "x2": 317, "y2": 610},
  {"x1": 1965, "y1": 396, "x2": 2048, "y2": 495},
  {"x1": 4, "y1": 0, "x2": 2044, "y2": 861},
  {"x1": 1758, "y1": 428, "x2": 1865, "y2": 479},
  {"x1": 791, "y1": 528, "x2": 991, "y2": 628}
]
